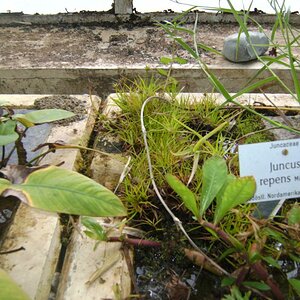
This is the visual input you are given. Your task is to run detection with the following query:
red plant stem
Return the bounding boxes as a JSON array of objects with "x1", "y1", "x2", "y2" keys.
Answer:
[
  {"x1": 200, "y1": 220, "x2": 234, "y2": 246},
  {"x1": 200, "y1": 221, "x2": 285, "y2": 299},
  {"x1": 108, "y1": 236, "x2": 161, "y2": 247},
  {"x1": 251, "y1": 261, "x2": 284, "y2": 300},
  {"x1": 235, "y1": 266, "x2": 250, "y2": 287}
]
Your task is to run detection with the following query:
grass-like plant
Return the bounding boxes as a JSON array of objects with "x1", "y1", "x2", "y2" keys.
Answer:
[{"x1": 160, "y1": 0, "x2": 300, "y2": 135}]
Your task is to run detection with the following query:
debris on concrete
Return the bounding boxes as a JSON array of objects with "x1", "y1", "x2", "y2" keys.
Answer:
[{"x1": 223, "y1": 31, "x2": 269, "y2": 62}]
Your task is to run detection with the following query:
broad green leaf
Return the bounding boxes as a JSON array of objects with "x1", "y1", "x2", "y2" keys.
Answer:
[
  {"x1": 0, "y1": 119, "x2": 18, "y2": 146},
  {"x1": 160, "y1": 57, "x2": 173, "y2": 65},
  {"x1": 214, "y1": 176, "x2": 256, "y2": 224},
  {"x1": 0, "y1": 268, "x2": 31, "y2": 300},
  {"x1": 200, "y1": 156, "x2": 228, "y2": 217},
  {"x1": 242, "y1": 281, "x2": 270, "y2": 291},
  {"x1": 82, "y1": 216, "x2": 107, "y2": 241},
  {"x1": 13, "y1": 109, "x2": 75, "y2": 125},
  {"x1": 1, "y1": 166, "x2": 126, "y2": 217},
  {"x1": 166, "y1": 174, "x2": 199, "y2": 218},
  {"x1": 287, "y1": 205, "x2": 300, "y2": 225},
  {"x1": 216, "y1": 173, "x2": 236, "y2": 206},
  {"x1": 289, "y1": 278, "x2": 300, "y2": 296}
]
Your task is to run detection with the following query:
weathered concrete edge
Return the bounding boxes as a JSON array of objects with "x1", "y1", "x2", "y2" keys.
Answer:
[
  {"x1": 0, "y1": 66, "x2": 299, "y2": 96},
  {"x1": 0, "y1": 95, "x2": 100, "y2": 299},
  {"x1": 0, "y1": 11, "x2": 299, "y2": 26},
  {"x1": 108, "y1": 92, "x2": 300, "y2": 107}
]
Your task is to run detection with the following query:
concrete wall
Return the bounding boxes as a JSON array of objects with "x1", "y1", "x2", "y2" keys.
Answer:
[
  {"x1": 0, "y1": 11, "x2": 299, "y2": 26},
  {"x1": 0, "y1": 66, "x2": 298, "y2": 98}
]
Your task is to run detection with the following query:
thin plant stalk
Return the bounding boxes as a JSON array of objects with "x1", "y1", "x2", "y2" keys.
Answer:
[{"x1": 140, "y1": 95, "x2": 229, "y2": 276}]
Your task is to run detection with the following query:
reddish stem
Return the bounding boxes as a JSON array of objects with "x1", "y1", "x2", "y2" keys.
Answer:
[
  {"x1": 108, "y1": 236, "x2": 161, "y2": 247},
  {"x1": 251, "y1": 261, "x2": 285, "y2": 300}
]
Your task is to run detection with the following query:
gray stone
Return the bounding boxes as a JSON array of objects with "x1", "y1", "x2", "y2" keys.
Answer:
[{"x1": 223, "y1": 31, "x2": 269, "y2": 62}]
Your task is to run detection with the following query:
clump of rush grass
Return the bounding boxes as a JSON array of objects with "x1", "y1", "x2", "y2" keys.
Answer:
[{"x1": 104, "y1": 76, "x2": 272, "y2": 224}]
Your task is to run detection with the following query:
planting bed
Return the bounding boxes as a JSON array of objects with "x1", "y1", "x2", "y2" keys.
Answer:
[
  {"x1": 90, "y1": 92, "x2": 300, "y2": 299},
  {"x1": 0, "y1": 91, "x2": 299, "y2": 299}
]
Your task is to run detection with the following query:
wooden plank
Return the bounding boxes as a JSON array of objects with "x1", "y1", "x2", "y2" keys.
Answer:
[
  {"x1": 0, "y1": 95, "x2": 100, "y2": 299},
  {"x1": 56, "y1": 221, "x2": 131, "y2": 300},
  {"x1": 56, "y1": 93, "x2": 132, "y2": 299}
]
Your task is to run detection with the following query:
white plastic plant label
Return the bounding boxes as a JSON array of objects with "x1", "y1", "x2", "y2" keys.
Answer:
[{"x1": 239, "y1": 138, "x2": 300, "y2": 203}]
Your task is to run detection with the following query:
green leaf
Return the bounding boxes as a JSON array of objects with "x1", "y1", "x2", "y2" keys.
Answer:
[
  {"x1": 11, "y1": 115, "x2": 35, "y2": 127},
  {"x1": 221, "y1": 276, "x2": 236, "y2": 287},
  {"x1": 289, "y1": 278, "x2": 300, "y2": 296},
  {"x1": 214, "y1": 176, "x2": 256, "y2": 224},
  {"x1": 173, "y1": 57, "x2": 188, "y2": 65},
  {"x1": 193, "y1": 121, "x2": 228, "y2": 152},
  {"x1": 1, "y1": 166, "x2": 126, "y2": 217},
  {"x1": 233, "y1": 76, "x2": 277, "y2": 99},
  {"x1": 174, "y1": 37, "x2": 198, "y2": 59},
  {"x1": 0, "y1": 178, "x2": 11, "y2": 193},
  {"x1": 82, "y1": 217, "x2": 107, "y2": 241},
  {"x1": 0, "y1": 268, "x2": 31, "y2": 300},
  {"x1": 13, "y1": 109, "x2": 75, "y2": 125},
  {"x1": 216, "y1": 173, "x2": 236, "y2": 206},
  {"x1": 200, "y1": 156, "x2": 228, "y2": 217},
  {"x1": 262, "y1": 256, "x2": 281, "y2": 269},
  {"x1": 160, "y1": 57, "x2": 173, "y2": 65},
  {"x1": 197, "y1": 42, "x2": 222, "y2": 55},
  {"x1": 289, "y1": 253, "x2": 300, "y2": 263},
  {"x1": 287, "y1": 205, "x2": 300, "y2": 225},
  {"x1": 0, "y1": 119, "x2": 18, "y2": 146},
  {"x1": 260, "y1": 227, "x2": 286, "y2": 244},
  {"x1": 243, "y1": 281, "x2": 270, "y2": 291},
  {"x1": 157, "y1": 68, "x2": 168, "y2": 76},
  {"x1": 166, "y1": 174, "x2": 199, "y2": 218}
]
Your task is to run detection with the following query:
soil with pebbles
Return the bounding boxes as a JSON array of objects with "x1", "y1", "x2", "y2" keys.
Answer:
[
  {"x1": 1, "y1": 21, "x2": 299, "y2": 69},
  {"x1": 34, "y1": 95, "x2": 87, "y2": 125}
]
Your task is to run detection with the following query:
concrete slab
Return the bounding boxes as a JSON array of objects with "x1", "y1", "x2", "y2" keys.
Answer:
[
  {"x1": 0, "y1": 64, "x2": 299, "y2": 96},
  {"x1": 0, "y1": 94, "x2": 100, "y2": 299},
  {"x1": 0, "y1": 15, "x2": 298, "y2": 95}
]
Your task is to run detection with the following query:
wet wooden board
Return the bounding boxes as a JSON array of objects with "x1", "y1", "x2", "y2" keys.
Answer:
[
  {"x1": 56, "y1": 220, "x2": 132, "y2": 300},
  {"x1": 0, "y1": 94, "x2": 100, "y2": 299},
  {"x1": 56, "y1": 95, "x2": 132, "y2": 300}
]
